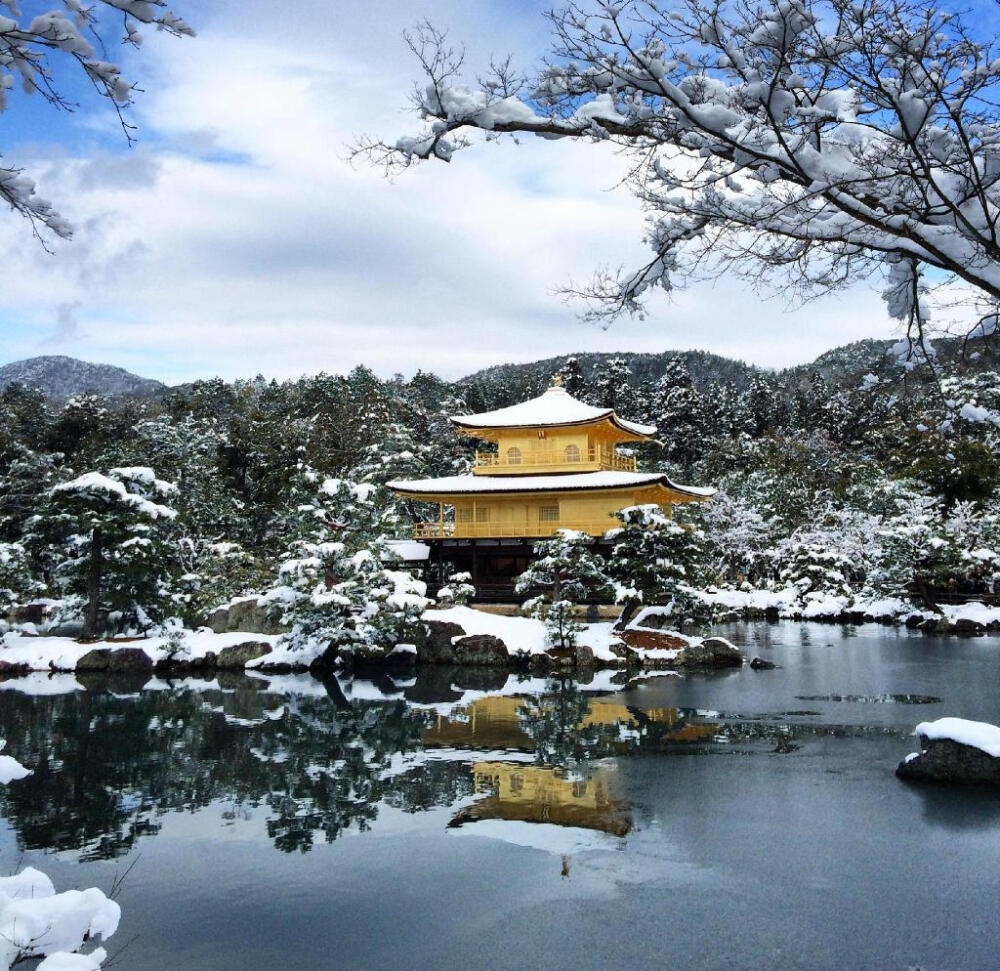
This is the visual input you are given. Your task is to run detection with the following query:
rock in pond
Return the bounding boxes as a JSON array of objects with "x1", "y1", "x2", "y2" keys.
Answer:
[
  {"x1": 452, "y1": 634, "x2": 509, "y2": 666},
  {"x1": 676, "y1": 637, "x2": 744, "y2": 669},
  {"x1": 897, "y1": 718, "x2": 1000, "y2": 786},
  {"x1": 750, "y1": 656, "x2": 777, "y2": 670}
]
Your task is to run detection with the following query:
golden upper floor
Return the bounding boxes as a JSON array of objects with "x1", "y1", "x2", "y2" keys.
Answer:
[{"x1": 451, "y1": 381, "x2": 655, "y2": 477}]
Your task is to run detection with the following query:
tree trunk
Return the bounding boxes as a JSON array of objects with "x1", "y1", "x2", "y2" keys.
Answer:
[
  {"x1": 915, "y1": 575, "x2": 944, "y2": 615},
  {"x1": 616, "y1": 599, "x2": 640, "y2": 630},
  {"x1": 83, "y1": 525, "x2": 102, "y2": 640}
]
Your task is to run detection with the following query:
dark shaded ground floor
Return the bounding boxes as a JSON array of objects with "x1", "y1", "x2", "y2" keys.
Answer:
[{"x1": 420, "y1": 538, "x2": 614, "y2": 604}]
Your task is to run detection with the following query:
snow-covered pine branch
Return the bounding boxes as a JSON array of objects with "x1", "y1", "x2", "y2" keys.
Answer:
[
  {"x1": 0, "y1": 0, "x2": 193, "y2": 239},
  {"x1": 358, "y1": 0, "x2": 1000, "y2": 343}
]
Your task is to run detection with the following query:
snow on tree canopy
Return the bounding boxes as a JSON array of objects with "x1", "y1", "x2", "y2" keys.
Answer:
[
  {"x1": 361, "y1": 2, "x2": 1000, "y2": 344},
  {"x1": 0, "y1": 1, "x2": 193, "y2": 238},
  {"x1": 50, "y1": 470, "x2": 177, "y2": 520}
]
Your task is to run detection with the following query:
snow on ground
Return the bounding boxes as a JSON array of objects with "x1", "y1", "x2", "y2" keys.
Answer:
[
  {"x1": 426, "y1": 606, "x2": 637, "y2": 663},
  {"x1": 424, "y1": 606, "x2": 549, "y2": 653},
  {"x1": 914, "y1": 717, "x2": 1000, "y2": 757},
  {"x1": 0, "y1": 630, "x2": 282, "y2": 673},
  {"x1": 696, "y1": 586, "x2": 1000, "y2": 628}
]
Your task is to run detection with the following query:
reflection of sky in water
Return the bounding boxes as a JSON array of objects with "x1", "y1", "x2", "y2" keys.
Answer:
[{"x1": 0, "y1": 621, "x2": 998, "y2": 969}]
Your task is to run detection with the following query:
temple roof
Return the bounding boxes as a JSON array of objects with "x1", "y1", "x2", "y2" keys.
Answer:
[
  {"x1": 450, "y1": 385, "x2": 657, "y2": 438},
  {"x1": 388, "y1": 470, "x2": 715, "y2": 499}
]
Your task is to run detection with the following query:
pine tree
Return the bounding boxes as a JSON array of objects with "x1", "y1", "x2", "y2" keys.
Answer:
[
  {"x1": 557, "y1": 356, "x2": 587, "y2": 399},
  {"x1": 270, "y1": 474, "x2": 429, "y2": 662},
  {"x1": 607, "y1": 504, "x2": 712, "y2": 627},
  {"x1": 592, "y1": 357, "x2": 635, "y2": 414},
  {"x1": 514, "y1": 530, "x2": 611, "y2": 649},
  {"x1": 652, "y1": 359, "x2": 706, "y2": 468},
  {"x1": 38, "y1": 467, "x2": 179, "y2": 637}
]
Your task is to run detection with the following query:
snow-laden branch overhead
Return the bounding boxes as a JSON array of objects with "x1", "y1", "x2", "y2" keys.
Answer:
[
  {"x1": 356, "y1": 1, "x2": 1000, "y2": 342},
  {"x1": 0, "y1": 0, "x2": 193, "y2": 239}
]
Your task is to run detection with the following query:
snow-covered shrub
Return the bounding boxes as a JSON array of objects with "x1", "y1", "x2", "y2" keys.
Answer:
[
  {"x1": 865, "y1": 495, "x2": 961, "y2": 607},
  {"x1": 435, "y1": 571, "x2": 474, "y2": 607},
  {"x1": 268, "y1": 474, "x2": 429, "y2": 661},
  {"x1": 0, "y1": 543, "x2": 41, "y2": 616}
]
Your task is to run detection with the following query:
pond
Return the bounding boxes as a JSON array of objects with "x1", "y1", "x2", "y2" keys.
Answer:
[{"x1": 1, "y1": 621, "x2": 999, "y2": 970}]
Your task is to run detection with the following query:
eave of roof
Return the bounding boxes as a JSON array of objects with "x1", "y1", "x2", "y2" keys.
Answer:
[{"x1": 388, "y1": 471, "x2": 715, "y2": 500}]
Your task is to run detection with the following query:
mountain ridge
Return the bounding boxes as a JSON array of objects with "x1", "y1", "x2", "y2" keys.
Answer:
[{"x1": 0, "y1": 355, "x2": 166, "y2": 400}]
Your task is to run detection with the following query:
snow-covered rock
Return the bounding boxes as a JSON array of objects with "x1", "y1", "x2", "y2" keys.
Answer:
[{"x1": 897, "y1": 718, "x2": 1000, "y2": 786}]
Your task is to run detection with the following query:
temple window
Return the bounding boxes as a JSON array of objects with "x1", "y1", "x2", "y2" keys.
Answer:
[
  {"x1": 565, "y1": 444, "x2": 581, "y2": 463},
  {"x1": 507, "y1": 446, "x2": 522, "y2": 464},
  {"x1": 539, "y1": 505, "x2": 559, "y2": 522}
]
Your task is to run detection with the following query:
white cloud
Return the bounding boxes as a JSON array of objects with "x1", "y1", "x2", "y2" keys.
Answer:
[{"x1": 0, "y1": 0, "x2": 901, "y2": 383}]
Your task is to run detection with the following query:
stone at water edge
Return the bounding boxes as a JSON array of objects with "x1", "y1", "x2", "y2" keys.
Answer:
[
  {"x1": 750, "y1": 657, "x2": 778, "y2": 670},
  {"x1": 675, "y1": 637, "x2": 744, "y2": 669},
  {"x1": 215, "y1": 641, "x2": 273, "y2": 669},
  {"x1": 420, "y1": 620, "x2": 466, "y2": 664},
  {"x1": 452, "y1": 634, "x2": 509, "y2": 666},
  {"x1": 76, "y1": 648, "x2": 112, "y2": 671},
  {"x1": 897, "y1": 737, "x2": 1000, "y2": 787},
  {"x1": 543, "y1": 643, "x2": 597, "y2": 669},
  {"x1": 107, "y1": 648, "x2": 154, "y2": 673}
]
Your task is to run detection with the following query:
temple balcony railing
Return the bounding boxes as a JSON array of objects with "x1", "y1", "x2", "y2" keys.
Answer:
[
  {"x1": 472, "y1": 447, "x2": 636, "y2": 476},
  {"x1": 413, "y1": 519, "x2": 619, "y2": 540}
]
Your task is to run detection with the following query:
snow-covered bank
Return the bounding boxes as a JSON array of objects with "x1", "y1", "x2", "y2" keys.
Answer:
[
  {"x1": 0, "y1": 748, "x2": 120, "y2": 969},
  {"x1": 696, "y1": 586, "x2": 1000, "y2": 632},
  {"x1": 0, "y1": 630, "x2": 281, "y2": 674},
  {"x1": 0, "y1": 605, "x2": 741, "y2": 678}
]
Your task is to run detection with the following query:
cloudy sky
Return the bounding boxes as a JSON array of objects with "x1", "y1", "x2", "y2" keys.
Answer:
[{"x1": 0, "y1": 0, "x2": 946, "y2": 383}]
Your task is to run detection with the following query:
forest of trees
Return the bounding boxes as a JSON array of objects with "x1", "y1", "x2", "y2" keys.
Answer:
[{"x1": 0, "y1": 345, "x2": 998, "y2": 645}]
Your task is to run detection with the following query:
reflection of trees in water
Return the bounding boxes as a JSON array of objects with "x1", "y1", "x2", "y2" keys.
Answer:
[
  {"x1": 0, "y1": 673, "x2": 851, "y2": 862},
  {"x1": 516, "y1": 679, "x2": 637, "y2": 766},
  {"x1": 0, "y1": 679, "x2": 438, "y2": 859}
]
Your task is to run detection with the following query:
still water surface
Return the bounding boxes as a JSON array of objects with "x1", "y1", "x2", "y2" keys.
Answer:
[{"x1": 1, "y1": 622, "x2": 999, "y2": 970}]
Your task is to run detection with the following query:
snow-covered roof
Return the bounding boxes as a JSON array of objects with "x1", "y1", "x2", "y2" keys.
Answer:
[
  {"x1": 389, "y1": 470, "x2": 715, "y2": 499},
  {"x1": 384, "y1": 540, "x2": 431, "y2": 562},
  {"x1": 451, "y1": 385, "x2": 657, "y2": 438}
]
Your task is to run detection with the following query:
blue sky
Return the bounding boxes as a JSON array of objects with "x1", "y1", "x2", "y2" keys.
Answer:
[{"x1": 0, "y1": 0, "x2": 991, "y2": 384}]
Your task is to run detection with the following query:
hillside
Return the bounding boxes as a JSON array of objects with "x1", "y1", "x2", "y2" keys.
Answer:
[
  {"x1": 0, "y1": 356, "x2": 165, "y2": 400},
  {"x1": 460, "y1": 337, "x2": 1000, "y2": 399}
]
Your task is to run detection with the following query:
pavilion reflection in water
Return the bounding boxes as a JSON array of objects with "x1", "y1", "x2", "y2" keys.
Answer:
[{"x1": 423, "y1": 694, "x2": 722, "y2": 860}]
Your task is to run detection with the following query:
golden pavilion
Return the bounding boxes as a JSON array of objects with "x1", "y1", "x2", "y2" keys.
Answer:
[{"x1": 388, "y1": 377, "x2": 714, "y2": 599}]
